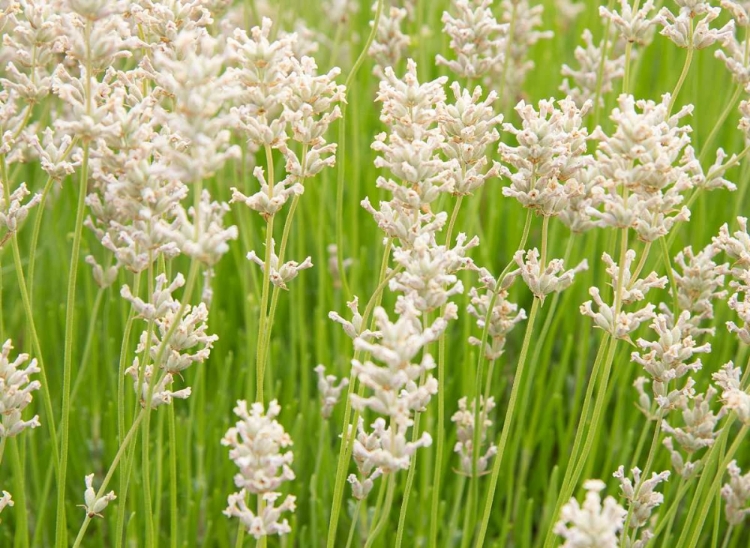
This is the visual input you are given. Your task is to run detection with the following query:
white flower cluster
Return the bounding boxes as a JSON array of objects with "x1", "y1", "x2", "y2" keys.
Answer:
[
  {"x1": 722, "y1": 460, "x2": 750, "y2": 525},
  {"x1": 713, "y1": 218, "x2": 750, "y2": 343},
  {"x1": 657, "y1": 0, "x2": 734, "y2": 50},
  {"x1": 713, "y1": 361, "x2": 750, "y2": 424},
  {"x1": 222, "y1": 400, "x2": 296, "y2": 540},
  {"x1": 346, "y1": 303, "x2": 451, "y2": 499},
  {"x1": 467, "y1": 268, "x2": 526, "y2": 360},
  {"x1": 561, "y1": 29, "x2": 626, "y2": 108},
  {"x1": 500, "y1": 97, "x2": 592, "y2": 217},
  {"x1": 121, "y1": 273, "x2": 218, "y2": 408},
  {"x1": 631, "y1": 312, "x2": 711, "y2": 409},
  {"x1": 314, "y1": 365, "x2": 349, "y2": 419},
  {"x1": 514, "y1": 249, "x2": 588, "y2": 303},
  {"x1": 369, "y1": 5, "x2": 411, "y2": 78},
  {"x1": 498, "y1": 0, "x2": 553, "y2": 99},
  {"x1": 451, "y1": 396, "x2": 497, "y2": 476},
  {"x1": 0, "y1": 491, "x2": 12, "y2": 517},
  {"x1": 614, "y1": 466, "x2": 670, "y2": 541},
  {"x1": 580, "y1": 250, "x2": 666, "y2": 340},
  {"x1": 716, "y1": 1, "x2": 750, "y2": 88},
  {"x1": 662, "y1": 386, "x2": 724, "y2": 478},
  {"x1": 600, "y1": 0, "x2": 657, "y2": 46},
  {"x1": 554, "y1": 479, "x2": 626, "y2": 548},
  {"x1": 80, "y1": 474, "x2": 116, "y2": 519},
  {"x1": 436, "y1": 0, "x2": 508, "y2": 81},
  {"x1": 247, "y1": 239, "x2": 313, "y2": 291},
  {"x1": 0, "y1": 339, "x2": 41, "y2": 439},
  {"x1": 591, "y1": 94, "x2": 700, "y2": 242},
  {"x1": 437, "y1": 83, "x2": 504, "y2": 196},
  {"x1": 0, "y1": 182, "x2": 41, "y2": 246}
]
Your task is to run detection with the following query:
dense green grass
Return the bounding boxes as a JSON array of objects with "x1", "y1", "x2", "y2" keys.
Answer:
[{"x1": 1, "y1": 0, "x2": 750, "y2": 546}]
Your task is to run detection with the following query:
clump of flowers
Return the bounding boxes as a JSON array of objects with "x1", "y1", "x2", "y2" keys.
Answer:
[
  {"x1": 314, "y1": 365, "x2": 349, "y2": 419},
  {"x1": 222, "y1": 400, "x2": 296, "y2": 540},
  {"x1": 614, "y1": 466, "x2": 670, "y2": 542},
  {"x1": 452, "y1": 396, "x2": 497, "y2": 476},
  {"x1": 554, "y1": 479, "x2": 627, "y2": 548},
  {"x1": 722, "y1": 460, "x2": 750, "y2": 525},
  {"x1": 80, "y1": 474, "x2": 116, "y2": 519},
  {"x1": 0, "y1": 339, "x2": 41, "y2": 439},
  {"x1": 561, "y1": 29, "x2": 626, "y2": 108}
]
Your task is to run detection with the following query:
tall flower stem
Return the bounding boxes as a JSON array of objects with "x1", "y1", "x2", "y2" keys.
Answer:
[
  {"x1": 335, "y1": 0, "x2": 384, "y2": 300},
  {"x1": 472, "y1": 215, "x2": 549, "y2": 546},
  {"x1": 56, "y1": 17, "x2": 94, "y2": 545},
  {"x1": 668, "y1": 20, "x2": 694, "y2": 116},
  {"x1": 363, "y1": 475, "x2": 395, "y2": 548},
  {"x1": 429, "y1": 195, "x2": 464, "y2": 547},
  {"x1": 72, "y1": 412, "x2": 146, "y2": 547},
  {"x1": 0, "y1": 159, "x2": 60, "y2": 478},
  {"x1": 326, "y1": 242, "x2": 397, "y2": 548},
  {"x1": 56, "y1": 136, "x2": 90, "y2": 548},
  {"x1": 256, "y1": 145, "x2": 277, "y2": 402}
]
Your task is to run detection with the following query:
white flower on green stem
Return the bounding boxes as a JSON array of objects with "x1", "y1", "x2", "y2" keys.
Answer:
[
  {"x1": 124, "y1": 362, "x2": 191, "y2": 409},
  {"x1": 328, "y1": 296, "x2": 379, "y2": 341},
  {"x1": 0, "y1": 182, "x2": 41, "y2": 235},
  {"x1": 80, "y1": 474, "x2": 116, "y2": 519},
  {"x1": 452, "y1": 396, "x2": 497, "y2": 477},
  {"x1": 436, "y1": 0, "x2": 507, "y2": 81},
  {"x1": 0, "y1": 339, "x2": 41, "y2": 440},
  {"x1": 554, "y1": 479, "x2": 627, "y2": 548},
  {"x1": 662, "y1": 385, "x2": 724, "y2": 478},
  {"x1": 230, "y1": 166, "x2": 303, "y2": 220},
  {"x1": 721, "y1": 460, "x2": 750, "y2": 525},
  {"x1": 513, "y1": 248, "x2": 588, "y2": 301},
  {"x1": 631, "y1": 311, "x2": 710, "y2": 404},
  {"x1": 314, "y1": 365, "x2": 349, "y2": 420},
  {"x1": 561, "y1": 29, "x2": 626, "y2": 108},
  {"x1": 369, "y1": 6, "x2": 411, "y2": 78},
  {"x1": 0, "y1": 491, "x2": 12, "y2": 517},
  {"x1": 614, "y1": 466, "x2": 670, "y2": 529},
  {"x1": 500, "y1": 97, "x2": 592, "y2": 218},
  {"x1": 360, "y1": 197, "x2": 448, "y2": 248},
  {"x1": 657, "y1": 5, "x2": 734, "y2": 50},
  {"x1": 713, "y1": 361, "x2": 750, "y2": 424},
  {"x1": 225, "y1": 490, "x2": 297, "y2": 540},
  {"x1": 246, "y1": 238, "x2": 313, "y2": 290},
  {"x1": 600, "y1": 0, "x2": 657, "y2": 46}
]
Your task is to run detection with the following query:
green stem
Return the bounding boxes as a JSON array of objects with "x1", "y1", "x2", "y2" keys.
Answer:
[
  {"x1": 474, "y1": 298, "x2": 541, "y2": 547},
  {"x1": 326, "y1": 239, "x2": 394, "y2": 548},
  {"x1": 668, "y1": 22, "x2": 694, "y2": 116},
  {"x1": 335, "y1": 0, "x2": 385, "y2": 300},
  {"x1": 169, "y1": 405, "x2": 178, "y2": 548},
  {"x1": 56, "y1": 138, "x2": 90, "y2": 548},
  {"x1": 659, "y1": 237, "x2": 679, "y2": 315},
  {"x1": 429, "y1": 195, "x2": 464, "y2": 547},
  {"x1": 256, "y1": 145, "x2": 276, "y2": 403},
  {"x1": 364, "y1": 475, "x2": 395, "y2": 548},
  {"x1": 72, "y1": 412, "x2": 146, "y2": 548}
]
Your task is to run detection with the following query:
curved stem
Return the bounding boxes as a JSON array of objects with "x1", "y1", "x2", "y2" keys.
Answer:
[
  {"x1": 56, "y1": 139, "x2": 90, "y2": 548},
  {"x1": 72, "y1": 412, "x2": 146, "y2": 548},
  {"x1": 364, "y1": 475, "x2": 395, "y2": 548},
  {"x1": 668, "y1": 22, "x2": 694, "y2": 116},
  {"x1": 335, "y1": 0, "x2": 385, "y2": 300},
  {"x1": 699, "y1": 86, "x2": 742, "y2": 163},
  {"x1": 256, "y1": 145, "x2": 276, "y2": 403},
  {"x1": 326, "y1": 240, "x2": 394, "y2": 548},
  {"x1": 474, "y1": 298, "x2": 541, "y2": 547},
  {"x1": 429, "y1": 195, "x2": 464, "y2": 547}
]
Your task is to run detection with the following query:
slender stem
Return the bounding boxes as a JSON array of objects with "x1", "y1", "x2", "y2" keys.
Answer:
[
  {"x1": 256, "y1": 145, "x2": 276, "y2": 402},
  {"x1": 687, "y1": 426, "x2": 749, "y2": 548},
  {"x1": 335, "y1": 0, "x2": 385, "y2": 300},
  {"x1": 395, "y1": 407, "x2": 424, "y2": 547},
  {"x1": 699, "y1": 86, "x2": 742, "y2": 163},
  {"x1": 364, "y1": 475, "x2": 395, "y2": 548},
  {"x1": 474, "y1": 298, "x2": 541, "y2": 547},
  {"x1": 72, "y1": 412, "x2": 146, "y2": 548},
  {"x1": 56, "y1": 139, "x2": 90, "y2": 548},
  {"x1": 326, "y1": 240, "x2": 394, "y2": 548},
  {"x1": 429, "y1": 195, "x2": 464, "y2": 547},
  {"x1": 0, "y1": 160, "x2": 60, "y2": 478},
  {"x1": 668, "y1": 21, "x2": 694, "y2": 116},
  {"x1": 720, "y1": 526, "x2": 734, "y2": 548},
  {"x1": 659, "y1": 237, "x2": 679, "y2": 315},
  {"x1": 344, "y1": 500, "x2": 363, "y2": 548},
  {"x1": 169, "y1": 405, "x2": 178, "y2": 548},
  {"x1": 654, "y1": 475, "x2": 689, "y2": 545}
]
